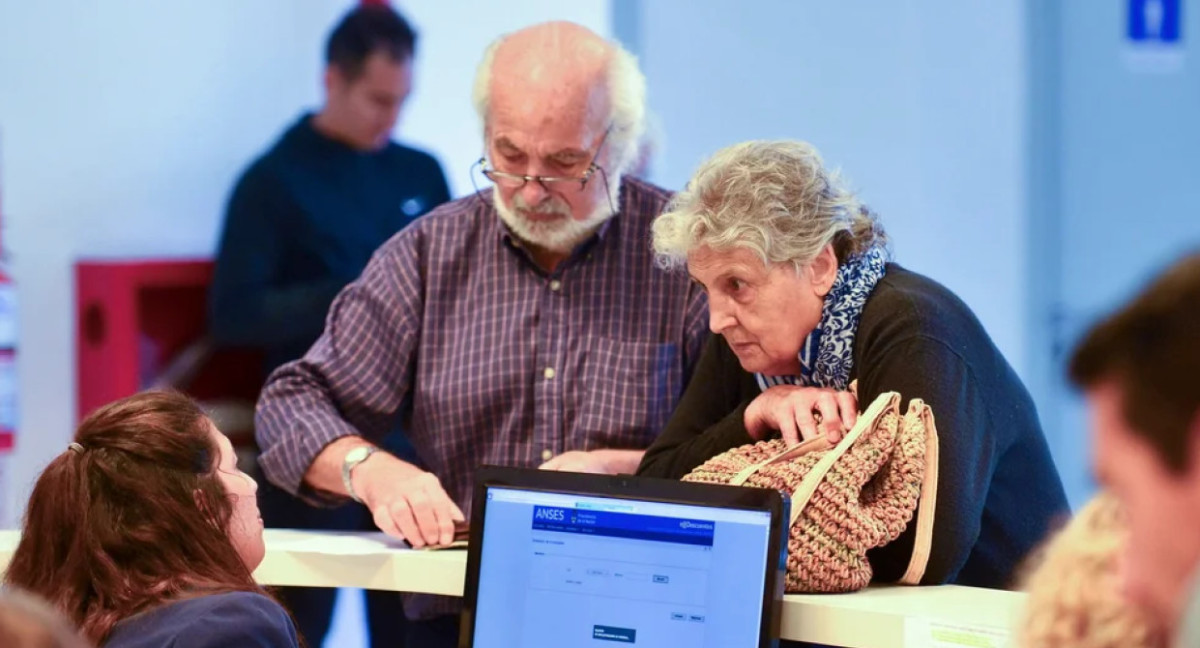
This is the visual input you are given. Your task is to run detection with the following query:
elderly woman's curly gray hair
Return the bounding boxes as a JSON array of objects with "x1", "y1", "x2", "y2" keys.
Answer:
[{"x1": 652, "y1": 140, "x2": 887, "y2": 273}]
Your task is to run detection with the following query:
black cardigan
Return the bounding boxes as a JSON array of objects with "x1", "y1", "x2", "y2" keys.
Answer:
[{"x1": 637, "y1": 264, "x2": 1068, "y2": 589}]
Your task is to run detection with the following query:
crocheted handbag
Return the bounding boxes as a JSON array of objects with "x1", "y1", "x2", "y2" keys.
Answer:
[{"x1": 683, "y1": 391, "x2": 939, "y2": 593}]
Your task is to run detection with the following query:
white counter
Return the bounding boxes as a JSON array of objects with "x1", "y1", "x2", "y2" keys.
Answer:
[{"x1": 0, "y1": 529, "x2": 1024, "y2": 647}]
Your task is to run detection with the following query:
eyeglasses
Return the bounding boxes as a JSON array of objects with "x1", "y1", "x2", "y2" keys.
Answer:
[
  {"x1": 477, "y1": 125, "x2": 612, "y2": 192},
  {"x1": 480, "y1": 162, "x2": 599, "y2": 191}
]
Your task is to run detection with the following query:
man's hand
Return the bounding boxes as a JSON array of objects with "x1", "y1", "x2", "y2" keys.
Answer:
[
  {"x1": 353, "y1": 452, "x2": 464, "y2": 548},
  {"x1": 539, "y1": 449, "x2": 644, "y2": 475},
  {"x1": 744, "y1": 385, "x2": 858, "y2": 445}
]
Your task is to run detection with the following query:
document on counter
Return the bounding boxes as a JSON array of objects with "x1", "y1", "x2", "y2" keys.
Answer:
[{"x1": 904, "y1": 617, "x2": 1010, "y2": 648}]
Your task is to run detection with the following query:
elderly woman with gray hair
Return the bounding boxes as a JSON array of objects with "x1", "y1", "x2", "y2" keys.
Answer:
[{"x1": 638, "y1": 140, "x2": 1068, "y2": 588}]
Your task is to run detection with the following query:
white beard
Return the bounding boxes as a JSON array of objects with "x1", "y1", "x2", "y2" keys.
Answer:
[{"x1": 493, "y1": 180, "x2": 621, "y2": 254}]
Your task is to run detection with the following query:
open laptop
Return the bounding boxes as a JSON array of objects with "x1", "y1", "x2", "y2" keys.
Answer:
[{"x1": 459, "y1": 466, "x2": 789, "y2": 648}]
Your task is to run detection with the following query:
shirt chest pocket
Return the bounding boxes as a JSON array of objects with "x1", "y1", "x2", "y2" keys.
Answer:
[{"x1": 577, "y1": 338, "x2": 681, "y2": 447}]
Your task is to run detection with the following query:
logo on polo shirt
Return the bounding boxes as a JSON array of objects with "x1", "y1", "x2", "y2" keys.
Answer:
[{"x1": 401, "y1": 197, "x2": 425, "y2": 216}]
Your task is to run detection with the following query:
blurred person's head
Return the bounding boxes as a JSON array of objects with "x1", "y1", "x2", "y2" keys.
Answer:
[
  {"x1": 318, "y1": 4, "x2": 417, "y2": 151},
  {"x1": 1069, "y1": 251, "x2": 1200, "y2": 632},
  {"x1": 3, "y1": 391, "x2": 267, "y2": 644},
  {"x1": 472, "y1": 21, "x2": 646, "y2": 259},
  {"x1": 0, "y1": 589, "x2": 91, "y2": 648},
  {"x1": 1018, "y1": 494, "x2": 1168, "y2": 648}
]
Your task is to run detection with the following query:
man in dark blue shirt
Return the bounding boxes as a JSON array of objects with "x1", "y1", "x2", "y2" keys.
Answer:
[{"x1": 208, "y1": 5, "x2": 449, "y2": 647}]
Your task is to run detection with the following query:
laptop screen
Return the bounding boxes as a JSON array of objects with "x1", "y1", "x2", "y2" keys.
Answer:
[{"x1": 469, "y1": 485, "x2": 776, "y2": 647}]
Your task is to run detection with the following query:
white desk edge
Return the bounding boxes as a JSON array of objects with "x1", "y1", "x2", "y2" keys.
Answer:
[{"x1": 0, "y1": 529, "x2": 1025, "y2": 647}]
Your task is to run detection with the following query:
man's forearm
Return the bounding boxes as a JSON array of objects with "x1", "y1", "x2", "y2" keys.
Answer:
[
  {"x1": 305, "y1": 436, "x2": 425, "y2": 502},
  {"x1": 595, "y1": 449, "x2": 645, "y2": 475},
  {"x1": 304, "y1": 436, "x2": 377, "y2": 497}
]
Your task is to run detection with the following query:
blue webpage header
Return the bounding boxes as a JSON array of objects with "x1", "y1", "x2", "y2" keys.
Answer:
[{"x1": 531, "y1": 506, "x2": 714, "y2": 547}]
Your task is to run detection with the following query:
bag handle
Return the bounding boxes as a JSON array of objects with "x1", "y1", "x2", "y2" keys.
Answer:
[
  {"x1": 728, "y1": 380, "x2": 865, "y2": 487},
  {"x1": 726, "y1": 391, "x2": 939, "y2": 586},
  {"x1": 784, "y1": 392, "x2": 900, "y2": 525},
  {"x1": 898, "y1": 401, "x2": 939, "y2": 585},
  {"x1": 727, "y1": 435, "x2": 834, "y2": 487}
]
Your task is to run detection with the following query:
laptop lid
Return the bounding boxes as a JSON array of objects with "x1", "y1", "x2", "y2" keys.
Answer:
[{"x1": 460, "y1": 466, "x2": 789, "y2": 648}]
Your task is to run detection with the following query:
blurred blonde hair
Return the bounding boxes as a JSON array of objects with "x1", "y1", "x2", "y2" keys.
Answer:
[
  {"x1": 1018, "y1": 493, "x2": 1167, "y2": 648},
  {"x1": 0, "y1": 588, "x2": 91, "y2": 648}
]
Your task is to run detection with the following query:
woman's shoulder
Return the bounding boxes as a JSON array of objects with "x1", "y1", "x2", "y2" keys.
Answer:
[
  {"x1": 866, "y1": 264, "x2": 971, "y2": 314},
  {"x1": 179, "y1": 591, "x2": 291, "y2": 622},
  {"x1": 104, "y1": 592, "x2": 297, "y2": 648},
  {"x1": 859, "y1": 263, "x2": 988, "y2": 348}
]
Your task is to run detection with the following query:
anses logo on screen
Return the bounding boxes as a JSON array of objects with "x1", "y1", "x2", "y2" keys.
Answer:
[{"x1": 533, "y1": 507, "x2": 567, "y2": 522}]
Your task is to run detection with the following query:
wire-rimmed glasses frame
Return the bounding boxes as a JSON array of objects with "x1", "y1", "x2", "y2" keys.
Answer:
[{"x1": 476, "y1": 125, "x2": 613, "y2": 193}]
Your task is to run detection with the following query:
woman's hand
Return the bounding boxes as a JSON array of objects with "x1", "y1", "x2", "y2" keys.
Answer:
[{"x1": 744, "y1": 385, "x2": 858, "y2": 445}]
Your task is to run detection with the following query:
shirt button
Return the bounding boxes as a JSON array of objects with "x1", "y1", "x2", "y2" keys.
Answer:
[
  {"x1": 543, "y1": 367, "x2": 556, "y2": 380},
  {"x1": 549, "y1": 279, "x2": 562, "y2": 292},
  {"x1": 541, "y1": 449, "x2": 553, "y2": 462}
]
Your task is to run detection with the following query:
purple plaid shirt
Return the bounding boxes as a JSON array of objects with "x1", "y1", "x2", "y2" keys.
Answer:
[{"x1": 256, "y1": 177, "x2": 708, "y2": 619}]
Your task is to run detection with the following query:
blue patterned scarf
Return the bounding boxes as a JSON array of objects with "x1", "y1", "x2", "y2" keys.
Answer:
[{"x1": 755, "y1": 245, "x2": 889, "y2": 391}]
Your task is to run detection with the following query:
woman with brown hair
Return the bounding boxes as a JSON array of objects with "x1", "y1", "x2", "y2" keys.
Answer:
[{"x1": 3, "y1": 391, "x2": 298, "y2": 647}]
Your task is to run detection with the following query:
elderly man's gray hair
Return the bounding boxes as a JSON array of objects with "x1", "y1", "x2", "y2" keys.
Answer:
[
  {"x1": 652, "y1": 140, "x2": 887, "y2": 273},
  {"x1": 471, "y1": 31, "x2": 646, "y2": 178}
]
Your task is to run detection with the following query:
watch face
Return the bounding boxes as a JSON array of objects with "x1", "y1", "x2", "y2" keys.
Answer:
[{"x1": 346, "y1": 447, "x2": 370, "y2": 464}]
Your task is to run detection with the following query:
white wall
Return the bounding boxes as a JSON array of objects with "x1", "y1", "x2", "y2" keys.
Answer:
[
  {"x1": 635, "y1": 1, "x2": 1031, "y2": 379},
  {"x1": 0, "y1": 0, "x2": 610, "y2": 528},
  {"x1": 0, "y1": 0, "x2": 344, "y2": 527}
]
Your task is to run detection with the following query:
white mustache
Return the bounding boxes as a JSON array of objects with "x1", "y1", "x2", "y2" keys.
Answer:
[{"x1": 513, "y1": 195, "x2": 571, "y2": 217}]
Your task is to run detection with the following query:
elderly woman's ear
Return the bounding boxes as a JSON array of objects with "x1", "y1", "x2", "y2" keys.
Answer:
[{"x1": 808, "y1": 244, "x2": 839, "y2": 298}]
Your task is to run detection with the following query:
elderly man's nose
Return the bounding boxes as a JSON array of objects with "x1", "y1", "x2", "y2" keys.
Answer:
[{"x1": 521, "y1": 179, "x2": 549, "y2": 204}]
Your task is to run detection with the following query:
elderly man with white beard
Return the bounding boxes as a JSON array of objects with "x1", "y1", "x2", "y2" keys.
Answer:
[{"x1": 253, "y1": 20, "x2": 708, "y2": 647}]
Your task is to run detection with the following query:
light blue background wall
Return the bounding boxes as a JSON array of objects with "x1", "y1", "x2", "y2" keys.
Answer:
[
  {"x1": 630, "y1": 0, "x2": 1033, "y2": 381},
  {"x1": 2, "y1": 1, "x2": 1198, "y2": 644},
  {"x1": 1044, "y1": 0, "x2": 1200, "y2": 506},
  {"x1": 621, "y1": 0, "x2": 1200, "y2": 508}
]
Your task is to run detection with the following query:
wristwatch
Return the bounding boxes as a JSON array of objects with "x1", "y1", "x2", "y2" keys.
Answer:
[{"x1": 342, "y1": 445, "x2": 379, "y2": 504}]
